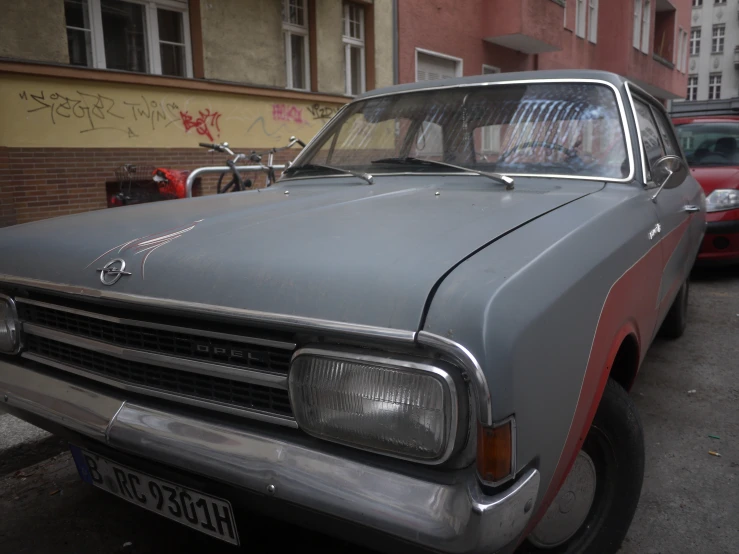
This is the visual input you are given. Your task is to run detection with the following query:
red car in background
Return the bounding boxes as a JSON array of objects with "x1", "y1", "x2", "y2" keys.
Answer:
[{"x1": 673, "y1": 116, "x2": 739, "y2": 266}]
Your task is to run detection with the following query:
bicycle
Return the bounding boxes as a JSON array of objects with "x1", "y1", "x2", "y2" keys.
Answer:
[
  {"x1": 198, "y1": 136, "x2": 306, "y2": 194},
  {"x1": 109, "y1": 164, "x2": 158, "y2": 207}
]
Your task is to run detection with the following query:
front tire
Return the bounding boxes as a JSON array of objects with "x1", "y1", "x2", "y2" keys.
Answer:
[{"x1": 522, "y1": 379, "x2": 645, "y2": 554}]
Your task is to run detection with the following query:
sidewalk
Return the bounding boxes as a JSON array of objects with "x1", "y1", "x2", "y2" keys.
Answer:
[{"x1": 0, "y1": 414, "x2": 66, "y2": 476}]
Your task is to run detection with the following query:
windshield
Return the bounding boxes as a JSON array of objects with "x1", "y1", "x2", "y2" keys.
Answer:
[
  {"x1": 674, "y1": 122, "x2": 739, "y2": 167},
  {"x1": 293, "y1": 82, "x2": 630, "y2": 180}
]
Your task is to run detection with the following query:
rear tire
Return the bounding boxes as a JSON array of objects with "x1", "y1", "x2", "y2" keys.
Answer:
[
  {"x1": 658, "y1": 278, "x2": 689, "y2": 339},
  {"x1": 522, "y1": 380, "x2": 644, "y2": 554}
]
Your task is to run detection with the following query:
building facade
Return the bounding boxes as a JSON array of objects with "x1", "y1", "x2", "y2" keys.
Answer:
[
  {"x1": 397, "y1": 0, "x2": 691, "y2": 100},
  {"x1": 684, "y1": 0, "x2": 739, "y2": 101},
  {"x1": 2, "y1": 0, "x2": 700, "y2": 228},
  {"x1": 0, "y1": 0, "x2": 394, "y2": 227}
]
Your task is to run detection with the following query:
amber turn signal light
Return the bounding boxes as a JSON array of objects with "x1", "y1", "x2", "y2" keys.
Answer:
[{"x1": 477, "y1": 420, "x2": 513, "y2": 483}]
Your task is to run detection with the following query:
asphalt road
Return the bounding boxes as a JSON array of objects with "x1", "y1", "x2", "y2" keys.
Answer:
[{"x1": 0, "y1": 268, "x2": 737, "y2": 554}]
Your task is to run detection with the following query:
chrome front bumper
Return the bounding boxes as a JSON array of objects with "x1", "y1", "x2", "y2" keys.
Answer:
[{"x1": 0, "y1": 360, "x2": 540, "y2": 554}]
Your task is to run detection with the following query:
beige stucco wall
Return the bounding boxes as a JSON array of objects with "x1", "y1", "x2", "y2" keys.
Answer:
[
  {"x1": 200, "y1": 0, "x2": 286, "y2": 87},
  {"x1": 374, "y1": 0, "x2": 395, "y2": 89},
  {"x1": 0, "y1": 0, "x2": 68, "y2": 63},
  {"x1": 315, "y1": 0, "x2": 344, "y2": 95}
]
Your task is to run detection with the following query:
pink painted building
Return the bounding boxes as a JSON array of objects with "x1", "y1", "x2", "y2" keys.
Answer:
[{"x1": 398, "y1": 0, "x2": 691, "y2": 100}]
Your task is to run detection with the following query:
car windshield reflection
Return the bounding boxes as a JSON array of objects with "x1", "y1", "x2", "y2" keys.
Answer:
[{"x1": 291, "y1": 82, "x2": 631, "y2": 180}]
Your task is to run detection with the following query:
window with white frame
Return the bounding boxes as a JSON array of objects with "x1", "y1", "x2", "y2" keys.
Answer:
[
  {"x1": 681, "y1": 29, "x2": 689, "y2": 71},
  {"x1": 588, "y1": 0, "x2": 599, "y2": 43},
  {"x1": 633, "y1": 0, "x2": 642, "y2": 49},
  {"x1": 640, "y1": 0, "x2": 651, "y2": 54},
  {"x1": 714, "y1": 0, "x2": 726, "y2": 5},
  {"x1": 63, "y1": 0, "x2": 192, "y2": 77},
  {"x1": 687, "y1": 75, "x2": 698, "y2": 100},
  {"x1": 690, "y1": 28, "x2": 701, "y2": 55},
  {"x1": 709, "y1": 74, "x2": 721, "y2": 99},
  {"x1": 575, "y1": 0, "x2": 586, "y2": 38},
  {"x1": 283, "y1": 0, "x2": 310, "y2": 90},
  {"x1": 343, "y1": 3, "x2": 365, "y2": 96},
  {"x1": 712, "y1": 24, "x2": 725, "y2": 53},
  {"x1": 692, "y1": 0, "x2": 702, "y2": 5},
  {"x1": 679, "y1": 29, "x2": 690, "y2": 71},
  {"x1": 65, "y1": 1, "x2": 93, "y2": 67}
]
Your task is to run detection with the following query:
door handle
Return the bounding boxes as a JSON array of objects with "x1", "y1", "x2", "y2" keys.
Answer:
[{"x1": 683, "y1": 205, "x2": 700, "y2": 213}]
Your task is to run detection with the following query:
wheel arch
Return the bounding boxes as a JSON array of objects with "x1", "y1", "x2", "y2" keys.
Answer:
[{"x1": 608, "y1": 332, "x2": 641, "y2": 391}]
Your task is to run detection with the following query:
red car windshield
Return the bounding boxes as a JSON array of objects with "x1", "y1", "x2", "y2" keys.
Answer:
[{"x1": 675, "y1": 121, "x2": 739, "y2": 167}]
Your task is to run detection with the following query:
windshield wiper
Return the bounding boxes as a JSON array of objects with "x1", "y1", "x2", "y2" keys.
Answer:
[
  {"x1": 285, "y1": 163, "x2": 373, "y2": 185},
  {"x1": 371, "y1": 157, "x2": 514, "y2": 190}
]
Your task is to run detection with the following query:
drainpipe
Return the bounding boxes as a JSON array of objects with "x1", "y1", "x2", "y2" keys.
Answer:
[{"x1": 392, "y1": 0, "x2": 399, "y2": 84}]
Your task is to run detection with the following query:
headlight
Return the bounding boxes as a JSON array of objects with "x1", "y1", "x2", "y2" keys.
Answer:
[
  {"x1": 0, "y1": 295, "x2": 20, "y2": 353},
  {"x1": 289, "y1": 348, "x2": 459, "y2": 463},
  {"x1": 706, "y1": 189, "x2": 739, "y2": 212}
]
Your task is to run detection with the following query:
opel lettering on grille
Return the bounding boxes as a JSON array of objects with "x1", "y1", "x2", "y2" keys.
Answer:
[{"x1": 195, "y1": 344, "x2": 257, "y2": 360}]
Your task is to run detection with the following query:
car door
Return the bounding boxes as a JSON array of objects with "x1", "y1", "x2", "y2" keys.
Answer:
[
  {"x1": 632, "y1": 95, "x2": 701, "y2": 321},
  {"x1": 650, "y1": 106, "x2": 706, "y2": 259}
]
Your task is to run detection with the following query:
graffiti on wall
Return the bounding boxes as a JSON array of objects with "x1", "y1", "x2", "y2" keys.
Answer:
[
  {"x1": 306, "y1": 103, "x2": 338, "y2": 120},
  {"x1": 2, "y1": 74, "x2": 344, "y2": 148},
  {"x1": 179, "y1": 109, "x2": 222, "y2": 142},
  {"x1": 18, "y1": 89, "x2": 227, "y2": 141},
  {"x1": 272, "y1": 103, "x2": 304, "y2": 124}
]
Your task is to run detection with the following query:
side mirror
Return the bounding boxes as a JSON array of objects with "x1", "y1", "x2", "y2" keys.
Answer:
[{"x1": 651, "y1": 155, "x2": 688, "y2": 201}]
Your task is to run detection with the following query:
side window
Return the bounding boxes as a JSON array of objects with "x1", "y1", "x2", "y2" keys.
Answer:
[
  {"x1": 650, "y1": 107, "x2": 682, "y2": 157},
  {"x1": 633, "y1": 98, "x2": 665, "y2": 180}
]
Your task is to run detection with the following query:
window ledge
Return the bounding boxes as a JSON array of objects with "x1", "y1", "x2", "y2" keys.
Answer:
[
  {"x1": 0, "y1": 57, "x2": 351, "y2": 105},
  {"x1": 652, "y1": 53, "x2": 675, "y2": 69},
  {"x1": 549, "y1": 0, "x2": 566, "y2": 7}
]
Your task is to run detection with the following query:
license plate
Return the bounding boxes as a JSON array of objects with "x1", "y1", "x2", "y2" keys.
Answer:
[{"x1": 70, "y1": 445, "x2": 239, "y2": 545}]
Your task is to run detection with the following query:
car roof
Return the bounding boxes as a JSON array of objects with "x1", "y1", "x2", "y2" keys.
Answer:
[{"x1": 358, "y1": 69, "x2": 629, "y2": 99}]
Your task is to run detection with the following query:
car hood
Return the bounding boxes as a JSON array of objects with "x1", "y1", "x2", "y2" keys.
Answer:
[
  {"x1": 689, "y1": 166, "x2": 739, "y2": 193},
  {"x1": 0, "y1": 178, "x2": 602, "y2": 331}
]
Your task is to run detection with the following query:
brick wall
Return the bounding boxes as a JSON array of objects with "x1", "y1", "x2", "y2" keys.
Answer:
[
  {"x1": 0, "y1": 148, "x2": 15, "y2": 227},
  {"x1": 0, "y1": 146, "x2": 298, "y2": 227}
]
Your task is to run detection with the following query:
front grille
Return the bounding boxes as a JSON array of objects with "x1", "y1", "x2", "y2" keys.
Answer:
[
  {"x1": 17, "y1": 302, "x2": 292, "y2": 373},
  {"x1": 25, "y1": 334, "x2": 293, "y2": 416}
]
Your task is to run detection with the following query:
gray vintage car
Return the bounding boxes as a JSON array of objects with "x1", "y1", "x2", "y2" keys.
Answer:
[{"x1": 0, "y1": 70, "x2": 705, "y2": 553}]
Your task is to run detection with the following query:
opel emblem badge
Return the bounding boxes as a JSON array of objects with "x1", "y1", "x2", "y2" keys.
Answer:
[{"x1": 96, "y1": 258, "x2": 132, "y2": 286}]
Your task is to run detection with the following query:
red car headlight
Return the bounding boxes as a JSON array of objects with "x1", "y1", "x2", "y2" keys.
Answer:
[{"x1": 706, "y1": 189, "x2": 739, "y2": 212}]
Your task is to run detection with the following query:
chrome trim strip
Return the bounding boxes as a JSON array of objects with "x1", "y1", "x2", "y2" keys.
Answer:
[
  {"x1": 289, "y1": 78, "x2": 636, "y2": 184},
  {"x1": 15, "y1": 297, "x2": 296, "y2": 351},
  {"x1": 416, "y1": 331, "x2": 493, "y2": 427},
  {"x1": 23, "y1": 323, "x2": 288, "y2": 389},
  {"x1": 290, "y1": 346, "x2": 459, "y2": 465},
  {"x1": 1, "y1": 358, "x2": 541, "y2": 553},
  {"x1": 280, "y1": 171, "x2": 614, "y2": 184},
  {"x1": 624, "y1": 82, "x2": 649, "y2": 185},
  {"x1": 0, "y1": 275, "x2": 417, "y2": 343},
  {"x1": 0, "y1": 293, "x2": 21, "y2": 354},
  {"x1": 20, "y1": 352, "x2": 298, "y2": 428}
]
